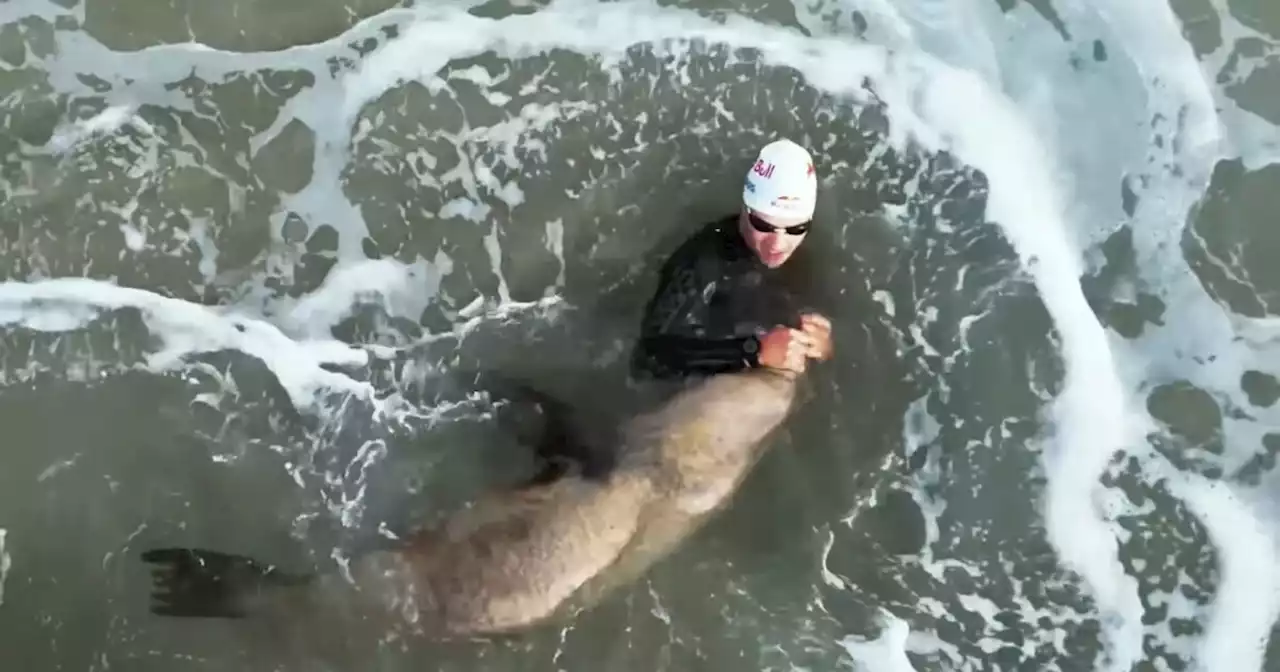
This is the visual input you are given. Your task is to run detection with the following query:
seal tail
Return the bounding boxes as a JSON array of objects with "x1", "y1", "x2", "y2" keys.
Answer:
[{"x1": 141, "y1": 547, "x2": 313, "y2": 619}]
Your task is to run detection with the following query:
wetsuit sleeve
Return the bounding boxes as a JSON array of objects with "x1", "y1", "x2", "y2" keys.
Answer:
[{"x1": 632, "y1": 243, "x2": 761, "y2": 378}]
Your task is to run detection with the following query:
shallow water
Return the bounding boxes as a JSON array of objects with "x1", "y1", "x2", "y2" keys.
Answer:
[{"x1": 0, "y1": 0, "x2": 1278, "y2": 670}]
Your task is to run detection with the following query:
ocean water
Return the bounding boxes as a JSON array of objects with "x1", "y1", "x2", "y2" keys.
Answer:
[{"x1": 1, "y1": 0, "x2": 1279, "y2": 669}]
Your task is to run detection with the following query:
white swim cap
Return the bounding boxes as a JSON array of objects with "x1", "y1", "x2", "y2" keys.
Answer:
[{"x1": 742, "y1": 138, "x2": 817, "y2": 221}]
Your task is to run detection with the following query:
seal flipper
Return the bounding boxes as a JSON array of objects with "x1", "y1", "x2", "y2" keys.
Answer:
[
  {"x1": 462, "y1": 370, "x2": 617, "y2": 486},
  {"x1": 518, "y1": 384, "x2": 616, "y2": 487},
  {"x1": 141, "y1": 547, "x2": 312, "y2": 618}
]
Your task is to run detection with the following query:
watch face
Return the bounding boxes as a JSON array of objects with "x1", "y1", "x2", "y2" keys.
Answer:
[{"x1": 744, "y1": 337, "x2": 759, "y2": 354}]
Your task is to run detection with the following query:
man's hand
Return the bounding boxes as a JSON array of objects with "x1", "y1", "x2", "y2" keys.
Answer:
[
  {"x1": 799, "y1": 313, "x2": 833, "y2": 361},
  {"x1": 757, "y1": 314, "x2": 833, "y2": 374},
  {"x1": 757, "y1": 326, "x2": 810, "y2": 374}
]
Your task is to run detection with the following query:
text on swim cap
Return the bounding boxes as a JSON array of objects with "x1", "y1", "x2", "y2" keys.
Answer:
[{"x1": 751, "y1": 160, "x2": 775, "y2": 179}]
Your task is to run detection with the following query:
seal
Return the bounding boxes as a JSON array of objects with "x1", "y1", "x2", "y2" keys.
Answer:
[{"x1": 140, "y1": 365, "x2": 802, "y2": 640}]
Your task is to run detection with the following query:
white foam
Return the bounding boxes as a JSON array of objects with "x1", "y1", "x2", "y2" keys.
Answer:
[
  {"x1": 0, "y1": 0, "x2": 70, "y2": 29},
  {"x1": 1072, "y1": 3, "x2": 1280, "y2": 669},
  {"x1": 798, "y1": 0, "x2": 1278, "y2": 669},
  {"x1": 45, "y1": 104, "x2": 144, "y2": 154},
  {"x1": 119, "y1": 224, "x2": 146, "y2": 252},
  {"x1": 1171, "y1": 475, "x2": 1280, "y2": 672},
  {"x1": 272, "y1": 257, "x2": 442, "y2": 340},
  {"x1": 1200, "y1": 0, "x2": 1280, "y2": 170},
  {"x1": 0, "y1": 278, "x2": 376, "y2": 413},
  {"x1": 906, "y1": 53, "x2": 1145, "y2": 672},
  {"x1": 545, "y1": 217, "x2": 566, "y2": 287},
  {"x1": 840, "y1": 612, "x2": 920, "y2": 671},
  {"x1": 0, "y1": 529, "x2": 9, "y2": 607},
  {"x1": 37, "y1": 455, "x2": 81, "y2": 483}
]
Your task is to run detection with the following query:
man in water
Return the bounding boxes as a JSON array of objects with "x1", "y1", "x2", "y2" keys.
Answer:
[{"x1": 631, "y1": 138, "x2": 833, "y2": 381}]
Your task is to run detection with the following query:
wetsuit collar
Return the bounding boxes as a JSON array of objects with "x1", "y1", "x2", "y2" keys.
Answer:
[{"x1": 714, "y1": 215, "x2": 763, "y2": 266}]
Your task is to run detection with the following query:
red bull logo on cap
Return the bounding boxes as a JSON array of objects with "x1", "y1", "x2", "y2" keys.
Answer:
[{"x1": 752, "y1": 159, "x2": 775, "y2": 179}]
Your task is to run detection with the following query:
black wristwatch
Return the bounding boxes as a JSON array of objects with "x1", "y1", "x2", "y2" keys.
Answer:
[{"x1": 743, "y1": 332, "x2": 762, "y2": 367}]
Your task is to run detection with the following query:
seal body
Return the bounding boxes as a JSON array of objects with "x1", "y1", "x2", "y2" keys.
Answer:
[{"x1": 143, "y1": 366, "x2": 800, "y2": 640}]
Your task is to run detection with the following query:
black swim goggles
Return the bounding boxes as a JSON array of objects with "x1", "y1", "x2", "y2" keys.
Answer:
[{"x1": 747, "y1": 211, "x2": 810, "y2": 236}]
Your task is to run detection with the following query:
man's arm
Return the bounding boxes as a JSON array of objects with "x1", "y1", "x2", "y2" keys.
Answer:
[{"x1": 632, "y1": 242, "x2": 760, "y2": 379}]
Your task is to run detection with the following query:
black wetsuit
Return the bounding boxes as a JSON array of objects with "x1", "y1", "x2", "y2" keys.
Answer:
[{"x1": 630, "y1": 214, "x2": 825, "y2": 380}]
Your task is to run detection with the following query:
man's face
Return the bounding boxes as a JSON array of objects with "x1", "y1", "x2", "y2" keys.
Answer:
[{"x1": 738, "y1": 208, "x2": 809, "y2": 268}]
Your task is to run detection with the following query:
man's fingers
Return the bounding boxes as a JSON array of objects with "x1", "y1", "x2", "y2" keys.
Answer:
[
  {"x1": 797, "y1": 315, "x2": 832, "y2": 360},
  {"x1": 802, "y1": 315, "x2": 830, "y2": 330},
  {"x1": 788, "y1": 349, "x2": 807, "y2": 373},
  {"x1": 801, "y1": 313, "x2": 831, "y2": 333},
  {"x1": 783, "y1": 335, "x2": 814, "y2": 355}
]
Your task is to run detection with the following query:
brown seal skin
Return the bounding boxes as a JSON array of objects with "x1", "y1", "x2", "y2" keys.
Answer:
[{"x1": 141, "y1": 365, "x2": 801, "y2": 641}]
